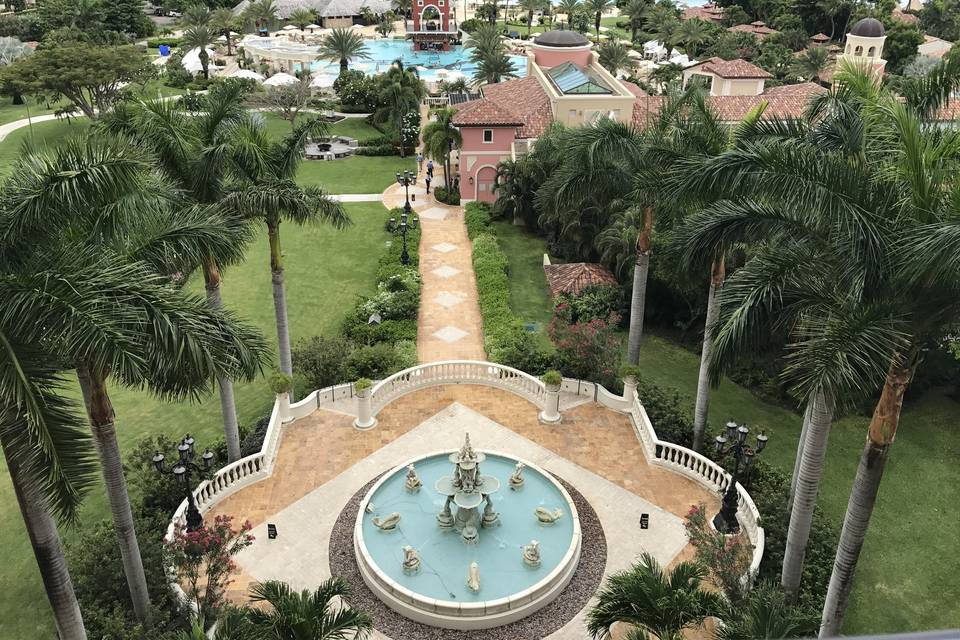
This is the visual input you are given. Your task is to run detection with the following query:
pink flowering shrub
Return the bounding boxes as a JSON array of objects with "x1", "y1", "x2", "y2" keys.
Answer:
[
  {"x1": 684, "y1": 503, "x2": 753, "y2": 601},
  {"x1": 164, "y1": 515, "x2": 254, "y2": 620},
  {"x1": 548, "y1": 305, "x2": 622, "y2": 387}
]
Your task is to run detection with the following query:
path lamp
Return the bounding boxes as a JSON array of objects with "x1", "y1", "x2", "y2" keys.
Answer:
[
  {"x1": 712, "y1": 421, "x2": 768, "y2": 534},
  {"x1": 152, "y1": 435, "x2": 214, "y2": 532},
  {"x1": 391, "y1": 170, "x2": 420, "y2": 266}
]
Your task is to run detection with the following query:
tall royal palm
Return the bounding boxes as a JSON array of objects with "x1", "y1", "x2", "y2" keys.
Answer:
[
  {"x1": 98, "y1": 83, "x2": 263, "y2": 463},
  {"x1": 556, "y1": 0, "x2": 580, "y2": 27},
  {"x1": 317, "y1": 28, "x2": 371, "y2": 73},
  {"x1": 622, "y1": 0, "x2": 648, "y2": 42},
  {"x1": 376, "y1": 59, "x2": 425, "y2": 156},
  {"x1": 585, "y1": 0, "x2": 614, "y2": 40},
  {"x1": 421, "y1": 107, "x2": 462, "y2": 188},
  {"x1": 518, "y1": 0, "x2": 544, "y2": 35},
  {"x1": 210, "y1": 8, "x2": 241, "y2": 56},
  {"x1": 225, "y1": 117, "x2": 349, "y2": 384}
]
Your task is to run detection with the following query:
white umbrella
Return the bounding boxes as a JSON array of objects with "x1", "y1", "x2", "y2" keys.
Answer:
[
  {"x1": 282, "y1": 24, "x2": 299, "y2": 30},
  {"x1": 264, "y1": 72, "x2": 299, "y2": 86},
  {"x1": 229, "y1": 69, "x2": 266, "y2": 81},
  {"x1": 181, "y1": 47, "x2": 217, "y2": 74},
  {"x1": 310, "y1": 74, "x2": 336, "y2": 88},
  {"x1": 306, "y1": 23, "x2": 321, "y2": 29}
]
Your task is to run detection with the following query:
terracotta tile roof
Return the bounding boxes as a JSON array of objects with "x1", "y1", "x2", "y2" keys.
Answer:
[
  {"x1": 682, "y1": 5, "x2": 724, "y2": 23},
  {"x1": 622, "y1": 81, "x2": 647, "y2": 97},
  {"x1": 690, "y1": 56, "x2": 773, "y2": 79},
  {"x1": 934, "y1": 99, "x2": 960, "y2": 120},
  {"x1": 811, "y1": 32, "x2": 830, "y2": 42},
  {"x1": 453, "y1": 76, "x2": 553, "y2": 139},
  {"x1": 544, "y1": 263, "x2": 618, "y2": 297},
  {"x1": 728, "y1": 22, "x2": 779, "y2": 41}
]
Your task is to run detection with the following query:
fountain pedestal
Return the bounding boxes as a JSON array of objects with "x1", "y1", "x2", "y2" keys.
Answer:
[{"x1": 435, "y1": 434, "x2": 501, "y2": 543}]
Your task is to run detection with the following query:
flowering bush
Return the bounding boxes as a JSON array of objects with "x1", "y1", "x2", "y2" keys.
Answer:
[
  {"x1": 548, "y1": 307, "x2": 621, "y2": 387},
  {"x1": 400, "y1": 110, "x2": 420, "y2": 149},
  {"x1": 684, "y1": 503, "x2": 753, "y2": 602},
  {"x1": 164, "y1": 515, "x2": 254, "y2": 620}
]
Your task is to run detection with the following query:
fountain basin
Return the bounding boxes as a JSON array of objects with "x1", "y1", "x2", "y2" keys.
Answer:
[{"x1": 354, "y1": 451, "x2": 581, "y2": 630}]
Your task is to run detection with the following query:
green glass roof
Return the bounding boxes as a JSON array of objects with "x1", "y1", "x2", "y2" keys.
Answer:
[{"x1": 547, "y1": 62, "x2": 612, "y2": 95}]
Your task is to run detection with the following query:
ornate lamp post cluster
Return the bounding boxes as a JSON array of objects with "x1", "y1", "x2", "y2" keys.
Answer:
[
  {"x1": 152, "y1": 435, "x2": 214, "y2": 532},
  {"x1": 390, "y1": 170, "x2": 420, "y2": 266},
  {"x1": 712, "y1": 420, "x2": 768, "y2": 534}
]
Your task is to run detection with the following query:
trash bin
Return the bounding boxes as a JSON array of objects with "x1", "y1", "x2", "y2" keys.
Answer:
[{"x1": 159, "y1": 44, "x2": 170, "y2": 57}]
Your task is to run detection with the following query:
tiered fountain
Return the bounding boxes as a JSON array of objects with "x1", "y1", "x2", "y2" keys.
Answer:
[{"x1": 354, "y1": 434, "x2": 582, "y2": 630}]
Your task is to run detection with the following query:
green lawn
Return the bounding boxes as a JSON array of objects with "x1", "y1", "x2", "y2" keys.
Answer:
[
  {"x1": 494, "y1": 222, "x2": 960, "y2": 634},
  {"x1": 0, "y1": 200, "x2": 389, "y2": 640},
  {"x1": 298, "y1": 154, "x2": 417, "y2": 194},
  {"x1": 0, "y1": 118, "x2": 91, "y2": 170},
  {"x1": 0, "y1": 96, "x2": 58, "y2": 126}
]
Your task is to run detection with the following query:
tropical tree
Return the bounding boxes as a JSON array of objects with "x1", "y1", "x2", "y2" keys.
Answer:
[
  {"x1": 716, "y1": 582, "x2": 818, "y2": 640},
  {"x1": 392, "y1": 0, "x2": 412, "y2": 30},
  {"x1": 225, "y1": 117, "x2": 349, "y2": 383},
  {"x1": 622, "y1": 0, "x2": 649, "y2": 42},
  {"x1": 439, "y1": 77, "x2": 470, "y2": 94},
  {"x1": 587, "y1": 552, "x2": 725, "y2": 639},
  {"x1": 585, "y1": 0, "x2": 615, "y2": 39},
  {"x1": 791, "y1": 45, "x2": 831, "y2": 85},
  {"x1": 210, "y1": 8, "x2": 241, "y2": 56},
  {"x1": 317, "y1": 27, "x2": 371, "y2": 73},
  {"x1": 0, "y1": 37, "x2": 32, "y2": 105},
  {"x1": 556, "y1": 0, "x2": 580, "y2": 27},
  {"x1": 287, "y1": 8, "x2": 316, "y2": 30},
  {"x1": 241, "y1": 579, "x2": 373, "y2": 639},
  {"x1": 598, "y1": 41, "x2": 636, "y2": 76},
  {"x1": 181, "y1": 4, "x2": 211, "y2": 27},
  {"x1": 244, "y1": 0, "x2": 278, "y2": 32},
  {"x1": 650, "y1": 61, "x2": 683, "y2": 90},
  {"x1": 375, "y1": 59, "x2": 425, "y2": 156},
  {"x1": 376, "y1": 13, "x2": 396, "y2": 38},
  {"x1": 468, "y1": 23, "x2": 517, "y2": 84},
  {"x1": 518, "y1": 0, "x2": 545, "y2": 35},
  {"x1": 182, "y1": 24, "x2": 216, "y2": 79},
  {"x1": 422, "y1": 107, "x2": 462, "y2": 188},
  {"x1": 98, "y1": 82, "x2": 265, "y2": 463},
  {"x1": 672, "y1": 18, "x2": 713, "y2": 57}
]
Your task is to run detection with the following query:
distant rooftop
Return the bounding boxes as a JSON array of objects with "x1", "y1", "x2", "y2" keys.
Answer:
[
  {"x1": 544, "y1": 262, "x2": 618, "y2": 297},
  {"x1": 547, "y1": 62, "x2": 612, "y2": 95}
]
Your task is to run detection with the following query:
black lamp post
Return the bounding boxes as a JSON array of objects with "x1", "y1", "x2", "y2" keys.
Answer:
[
  {"x1": 712, "y1": 420, "x2": 768, "y2": 534},
  {"x1": 152, "y1": 435, "x2": 214, "y2": 532},
  {"x1": 390, "y1": 170, "x2": 420, "y2": 266}
]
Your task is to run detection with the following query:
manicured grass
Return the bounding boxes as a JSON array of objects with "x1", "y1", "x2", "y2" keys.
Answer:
[
  {"x1": 259, "y1": 112, "x2": 382, "y2": 142},
  {"x1": 0, "y1": 118, "x2": 91, "y2": 171},
  {"x1": 298, "y1": 154, "x2": 417, "y2": 194},
  {"x1": 0, "y1": 201, "x2": 389, "y2": 640},
  {"x1": 0, "y1": 97, "x2": 57, "y2": 126},
  {"x1": 493, "y1": 227, "x2": 960, "y2": 634}
]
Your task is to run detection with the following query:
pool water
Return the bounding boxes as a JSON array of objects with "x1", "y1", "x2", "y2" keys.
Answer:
[
  {"x1": 310, "y1": 40, "x2": 527, "y2": 82},
  {"x1": 360, "y1": 453, "x2": 574, "y2": 602}
]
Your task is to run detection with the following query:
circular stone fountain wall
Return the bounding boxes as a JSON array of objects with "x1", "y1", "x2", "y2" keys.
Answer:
[{"x1": 354, "y1": 450, "x2": 581, "y2": 630}]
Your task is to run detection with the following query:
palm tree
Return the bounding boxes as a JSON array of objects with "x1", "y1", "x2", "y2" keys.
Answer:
[
  {"x1": 791, "y1": 45, "x2": 830, "y2": 85},
  {"x1": 98, "y1": 83, "x2": 265, "y2": 463},
  {"x1": 182, "y1": 24, "x2": 216, "y2": 79},
  {"x1": 672, "y1": 18, "x2": 713, "y2": 57},
  {"x1": 598, "y1": 41, "x2": 636, "y2": 76},
  {"x1": 376, "y1": 13, "x2": 396, "y2": 38},
  {"x1": 239, "y1": 579, "x2": 373, "y2": 639},
  {"x1": 556, "y1": 0, "x2": 580, "y2": 27},
  {"x1": 317, "y1": 27, "x2": 372, "y2": 73},
  {"x1": 468, "y1": 24, "x2": 517, "y2": 85},
  {"x1": 210, "y1": 8, "x2": 241, "y2": 56},
  {"x1": 716, "y1": 582, "x2": 818, "y2": 639},
  {"x1": 587, "y1": 552, "x2": 724, "y2": 639},
  {"x1": 439, "y1": 77, "x2": 470, "y2": 94},
  {"x1": 518, "y1": 0, "x2": 544, "y2": 35},
  {"x1": 245, "y1": 0, "x2": 278, "y2": 32},
  {"x1": 181, "y1": 4, "x2": 211, "y2": 27},
  {"x1": 375, "y1": 59, "x2": 425, "y2": 156},
  {"x1": 422, "y1": 107, "x2": 462, "y2": 188},
  {"x1": 288, "y1": 8, "x2": 316, "y2": 30},
  {"x1": 0, "y1": 37, "x2": 33, "y2": 105},
  {"x1": 225, "y1": 117, "x2": 349, "y2": 383},
  {"x1": 585, "y1": 0, "x2": 614, "y2": 40},
  {"x1": 622, "y1": 0, "x2": 648, "y2": 42},
  {"x1": 392, "y1": 0, "x2": 412, "y2": 30}
]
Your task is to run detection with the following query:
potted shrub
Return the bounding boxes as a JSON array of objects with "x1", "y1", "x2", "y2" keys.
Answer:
[
  {"x1": 354, "y1": 377, "x2": 372, "y2": 395},
  {"x1": 353, "y1": 378, "x2": 376, "y2": 430},
  {"x1": 541, "y1": 370, "x2": 563, "y2": 390},
  {"x1": 619, "y1": 364, "x2": 642, "y2": 402},
  {"x1": 269, "y1": 372, "x2": 294, "y2": 422},
  {"x1": 539, "y1": 370, "x2": 563, "y2": 424}
]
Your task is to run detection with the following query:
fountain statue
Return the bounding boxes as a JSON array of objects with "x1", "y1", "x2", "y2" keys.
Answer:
[
  {"x1": 405, "y1": 464, "x2": 422, "y2": 493},
  {"x1": 534, "y1": 507, "x2": 563, "y2": 524},
  {"x1": 522, "y1": 539, "x2": 541, "y2": 567},
  {"x1": 509, "y1": 462, "x2": 525, "y2": 490},
  {"x1": 372, "y1": 512, "x2": 401, "y2": 530},
  {"x1": 466, "y1": 561, "x2": 480, "y2": 592},
  {"x1": 435, "y1": 433, "x2": 501, "y2": 543},
  {"x1": 402, "y1": 545, "x2": 421, "y2": 574}
]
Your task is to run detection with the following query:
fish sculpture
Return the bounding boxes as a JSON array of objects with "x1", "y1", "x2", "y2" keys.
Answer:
[
  {"x1": 372, "y1": 512, "x2": 401, "y2": 530},
  {"x1": 534, "y1": 507, "x2": 563, "y2": 524},
  {"x1": 466, "y1": 561, "x2": 480, "y2": 592}
]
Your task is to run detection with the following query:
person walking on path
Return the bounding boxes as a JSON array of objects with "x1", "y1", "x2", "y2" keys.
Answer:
[
  {"x1": 427, "y1": 159, "x2": 434, "y2": 179},
  {"x1": 425, "y1": 174, "x2": 432, "y2": 194},
  {"x1": 417, "y1": 152, "x2": 424, "y2": 172}
]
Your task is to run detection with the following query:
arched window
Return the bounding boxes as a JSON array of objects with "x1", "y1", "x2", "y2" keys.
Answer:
[
  {"x1": 854, "y1": 45, "x2": 863, "y2": 56},
  {"x1": 867, "y1": 46, "x2": 876, "y2": 57},
  {"x1": 421, "y1": 4, "x2": 441, "y2": 29}
]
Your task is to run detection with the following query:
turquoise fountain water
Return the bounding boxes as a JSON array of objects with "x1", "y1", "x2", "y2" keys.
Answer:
[{"x1": 354, "y1": 434, "x2": 581, "y2": 628}]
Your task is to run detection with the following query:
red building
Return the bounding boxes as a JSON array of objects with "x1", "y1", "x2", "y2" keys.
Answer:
[{"x1": 409, "y1": 0, "x2": 457, "y2": 51}]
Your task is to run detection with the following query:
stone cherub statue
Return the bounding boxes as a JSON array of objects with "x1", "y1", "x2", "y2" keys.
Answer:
[
  {"x1": 404, "y1": 464, "x2": 422, "y2": 493},
  {"x1": 522, "y1": 539, "x2": 541, "y2": 567},
  {"x1": 402, "y1": 545, "x2": 421, "y2": 574},
  {"x1": 508, "y1": 462, "x2": 525, "y2": 490}
]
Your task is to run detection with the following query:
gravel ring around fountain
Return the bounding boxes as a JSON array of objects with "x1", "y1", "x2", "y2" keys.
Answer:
[{"x1": 329, "y1": 474, "x2": 606, "y2": 640}]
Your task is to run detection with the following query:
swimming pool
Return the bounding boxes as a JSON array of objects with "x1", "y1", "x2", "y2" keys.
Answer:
[{"x1": 310, "y1": 39, "x2": 528, "y2": 82}]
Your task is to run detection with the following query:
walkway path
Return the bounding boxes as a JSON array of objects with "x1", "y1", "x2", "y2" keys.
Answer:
[{"x1": 382, "y1": 165, "x2": 486, "y2": 362}]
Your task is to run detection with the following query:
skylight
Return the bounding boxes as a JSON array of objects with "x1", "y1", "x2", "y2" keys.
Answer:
[{"x1": 547, "y1": 62, "x2": 612, "y2": 95}]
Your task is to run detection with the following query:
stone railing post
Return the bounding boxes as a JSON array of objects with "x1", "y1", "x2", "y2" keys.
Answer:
[
  {"x1": 539, "y1": 371, "x2": 562, "y2": 424},
  {"x1": 622, "y1": 375, "x2": 637, "y2": 403},
  {"x1": 353, "y1": 378, "x2": 376, "y2": 430},
  {"x1": 277, "y1": 392, "x2": 293, "y2": 423}
]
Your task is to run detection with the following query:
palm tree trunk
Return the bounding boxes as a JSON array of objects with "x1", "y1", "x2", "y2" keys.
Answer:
[
  {"x1": 204, "y1": 259, "x2": 242, "y2": 462},
  {"x1": 76, "y1": 365, "x2": 152, "y2": 624},
  {"x1": 341, "y1": 58, "x2": 348, "y2": 73},
  {"x1": 626, "y1": 206, "x2": 653, "y2": 366},
  {"x1": 782, "y1": 388, "x2": 834, "y2": 602},
  {"x1": 692, "y1": 253, "x2": 724, "y2": 452},
  {"x1": 269, "y1": 220, "x2": 293, "y2": 385},
  {"x1": 819, "y1": 359, "x2": 912, "y2": 637},
  {"x1": 226, "y1": 32, "x2": 234, "y2": 56},
  {"x1": 2, "y1": 437, "x2": 87, "y2": 640},
  {"x1": 789, "y1": 401, "x2": 813, "y2": 513}
]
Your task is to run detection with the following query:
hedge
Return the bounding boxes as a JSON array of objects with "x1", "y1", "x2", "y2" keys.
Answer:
[
  {"x1": 465, "y1": 200, "x2": 492, "y2": 239},
  {"x1": 434, "y1": 185, "x2": 460, "y2": 205},
  {"x1": 147, "y1": 36, "x2": 183, "y2": 48}
]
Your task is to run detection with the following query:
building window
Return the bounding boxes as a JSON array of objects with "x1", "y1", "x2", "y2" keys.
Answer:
[
  {"x1": 439, "y1": 0, "x2": 445, "y2": 5},
  {"x1": 483, "y1": 129, "x2": 493, "y2": 143},
  {"x1": 418, "y1": 0, "x2": 423, "y2": 5},
  {"x1": 867, "y1": 46, "x2": 876, "y2": 57},
  {"x1": 568, "y1": 109, "x2": 577, "y2": 118}
]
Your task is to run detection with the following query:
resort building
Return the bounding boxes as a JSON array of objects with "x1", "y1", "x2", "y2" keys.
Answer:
[
  {"x1": 232, "y1": 0, "x2": 391, "y2": 28},
  {"x1": 837, "y1": 17, "x2": 888, "y2": 78},
  {"x1": 409, "y1": 0, "x2": 458, "y2": 51},
  {"x1": 920, "y1": 34, "x2": 953, "y2": 58},
  {"x1": 681, "y1": 57, "x2": 773, "y2": 96}
]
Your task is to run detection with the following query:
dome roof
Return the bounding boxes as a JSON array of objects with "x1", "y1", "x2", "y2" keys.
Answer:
[
  {"x1": 533, "y1": 29, "x2": 590, "y2": 47},
  {"x1": 849, "y1": 17, "x2": 885, "y2": 38}
]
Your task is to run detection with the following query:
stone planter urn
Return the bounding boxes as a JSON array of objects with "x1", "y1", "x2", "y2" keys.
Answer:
[
  {"x1": 539, "y1": 371, "x2": 562, "y2": 424},
  {"x1": 622, "y1": 375, "x2": 638, "y2": 403},
  {"x1": 353, "y1": 378, "x2": 377, "y2": 430}
]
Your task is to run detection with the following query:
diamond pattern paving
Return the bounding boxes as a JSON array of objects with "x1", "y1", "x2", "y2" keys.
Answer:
[
  {"x1": 430, "y1": 265, "x2": 460, "y2": 279},
  {"x1": 430, "y1": 242, "x2": 457, "y2": 253},
  {"x1": 432, "y1": 325, "x2": 468, "y2": 343},
  {"x1": 433, "y1": 291, "x2": 463, "y2": 308},
  {"x1": 418, "y1": 207, "x2": 448, "y2": 221}
]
